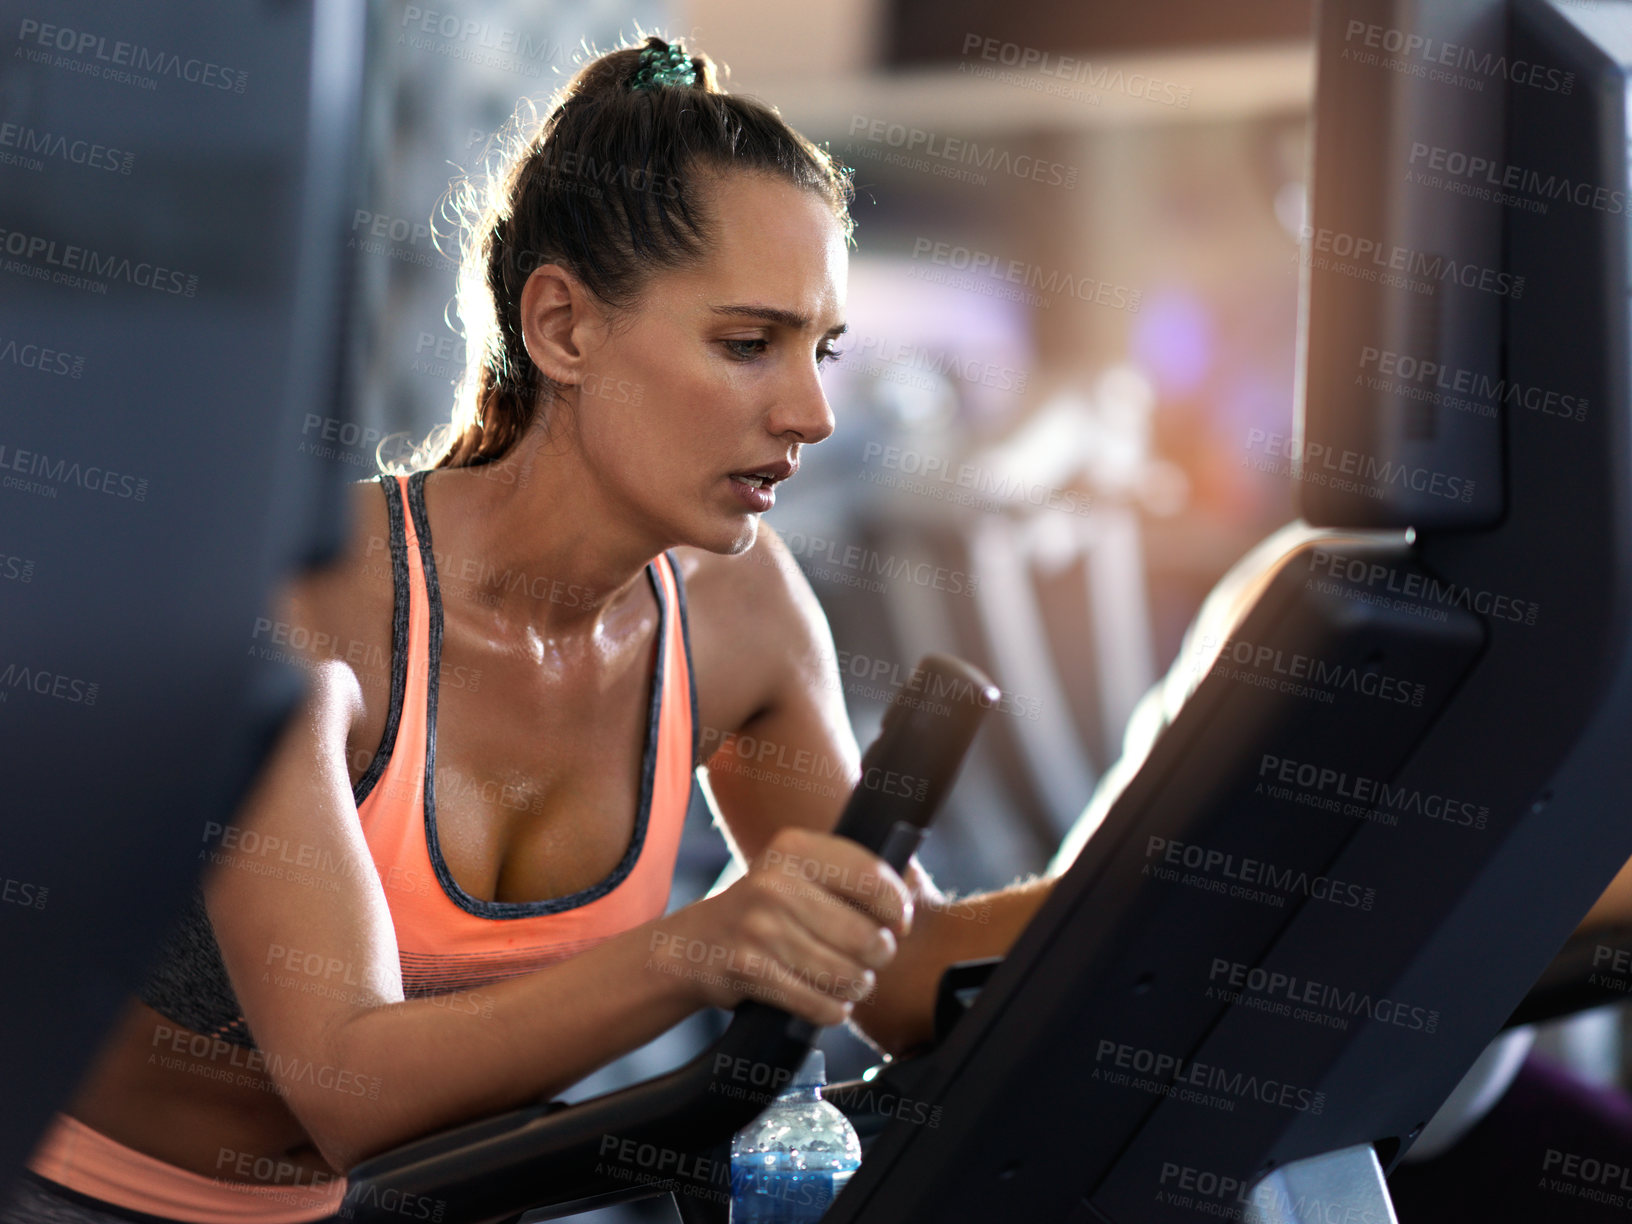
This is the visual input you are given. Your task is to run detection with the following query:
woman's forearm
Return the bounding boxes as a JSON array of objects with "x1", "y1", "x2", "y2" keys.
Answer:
[
  {"x1": 850, "y1": 866, "x2": 1053, "y2": 1057},
  {"x1": 315, "y1": 914, "x2": 702, "y2": 1169}
]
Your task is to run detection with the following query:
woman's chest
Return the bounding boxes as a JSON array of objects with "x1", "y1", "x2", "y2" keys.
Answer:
[
  {"x1": 337, "y1": 544, "x2": 773, "y2": 909},
  {"x1": 345, "y1": 602, "x2": 664, "y2": 908},
  {"x1": 429, "y1": 659, "x2": 654, "y2": 905}
]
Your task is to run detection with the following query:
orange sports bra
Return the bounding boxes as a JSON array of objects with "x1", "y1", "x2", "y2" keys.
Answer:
[
  {"x1": 36, "y1": 468, "x2": 701, "y2": 1223},
  {"x1": 358, "y1": 469, "x2": 699, "y2": 992}
]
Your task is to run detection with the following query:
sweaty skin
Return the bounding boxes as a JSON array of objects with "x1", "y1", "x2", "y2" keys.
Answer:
[{"x1": 60, "y1": 172, "x2": 1050, "y2": 1183}]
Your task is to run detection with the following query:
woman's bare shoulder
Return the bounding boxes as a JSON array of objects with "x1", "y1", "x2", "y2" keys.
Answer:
[
  {"x1": 673, "y1": 524, "x2": 809, "y2": 589},
  {"x1": 671, "y1": 530, "x2": 808, "y2": 636},
  {"x1": 671, "y1": 528, "x2": 833, "y2": 732}
]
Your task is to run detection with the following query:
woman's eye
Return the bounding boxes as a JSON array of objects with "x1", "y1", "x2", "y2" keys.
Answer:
[{"x1": 722, "y1": 338, "x2": 844, "y2": 364}]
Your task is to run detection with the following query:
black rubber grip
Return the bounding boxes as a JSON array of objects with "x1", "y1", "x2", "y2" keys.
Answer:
[{"x1": 833, "y1": 652, "x2": 1000, "y2": 871}]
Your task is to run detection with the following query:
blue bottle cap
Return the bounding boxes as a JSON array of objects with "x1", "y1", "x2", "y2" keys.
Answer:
[{"x1": 791, "y1": 1048, "x2": 826, "y2": 1089}]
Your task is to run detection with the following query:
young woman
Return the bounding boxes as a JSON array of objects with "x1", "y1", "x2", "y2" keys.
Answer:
[{"x1": 2, "y1": 35, "x2": 1051, "y2": 1224}]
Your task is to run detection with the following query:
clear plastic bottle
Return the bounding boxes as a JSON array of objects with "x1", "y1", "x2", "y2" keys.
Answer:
[{"x1": 729, "y1": 1049, "x2": 862, "y2": 1223}]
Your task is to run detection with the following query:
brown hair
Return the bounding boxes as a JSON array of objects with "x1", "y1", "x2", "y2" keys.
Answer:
[{"x1": 394, "y1": 33, "x2": 855, "y2": 473}]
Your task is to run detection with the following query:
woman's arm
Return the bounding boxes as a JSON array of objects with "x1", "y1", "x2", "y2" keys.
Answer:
[
  {"x1": 698, "y1": 526, "x2": 1056, "y2": 1056},
  {"x1": 205, "y1": 653, "x2": 707, "y2": 1170},
  {"x1": 210, "y1": 573, "x2": 903, "y2": 1170}
]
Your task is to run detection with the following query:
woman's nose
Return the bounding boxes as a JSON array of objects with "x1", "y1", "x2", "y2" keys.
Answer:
[{"x1": 771, "y1": 365, "x2": 836, "y2": 444}]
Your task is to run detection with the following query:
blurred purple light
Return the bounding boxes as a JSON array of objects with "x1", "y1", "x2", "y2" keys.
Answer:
[{"x1": 1131, "y1": 290, "x2": 1213, "y2": 398}]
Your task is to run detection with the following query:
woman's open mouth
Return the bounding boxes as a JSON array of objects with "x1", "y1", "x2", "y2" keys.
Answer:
[{"x1": 727, "y1": 461, "x2": 796, "y2": 513}]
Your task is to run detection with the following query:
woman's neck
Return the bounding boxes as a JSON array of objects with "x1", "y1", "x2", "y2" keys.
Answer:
[{"x1": 417, "y1": 435, "x2": 667, "y2": 640}]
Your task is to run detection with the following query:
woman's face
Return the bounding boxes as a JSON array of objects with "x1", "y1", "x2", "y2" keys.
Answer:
[{"x1": 567, "y1": 171, "x2": 849, "y2": 555}]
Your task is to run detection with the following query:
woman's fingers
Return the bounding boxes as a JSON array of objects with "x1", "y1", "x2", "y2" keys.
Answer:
[
  {"x1": 730, "y1": 908, "x2": 878, "y2": 1023},
  {"x1": 748, "y1": 866, "x2": 898, "y2": 973},
  {"x1": 757, "y1": 826, "x2": 914, "y2": 937},
  {"x1": 664, "y1": 825, "x2": 918, "y2": 1026}
]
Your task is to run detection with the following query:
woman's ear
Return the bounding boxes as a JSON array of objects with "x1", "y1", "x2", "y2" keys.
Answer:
[{"x1": 517, "y1": 263, "x2": 604, "y2": 389}]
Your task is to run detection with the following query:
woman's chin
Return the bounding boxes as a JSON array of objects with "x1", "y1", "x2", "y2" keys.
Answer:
[
  {"x1": 666, "y1": 512, "x2": 758, "y2": 557},
  {"x1": 710, "y1": 514, "x2": 759, "y2": 557}
]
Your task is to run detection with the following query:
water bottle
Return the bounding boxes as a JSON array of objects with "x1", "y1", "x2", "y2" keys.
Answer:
[{"x1": 729, "y1": 1049, "x2": 862, "y2": 1223}]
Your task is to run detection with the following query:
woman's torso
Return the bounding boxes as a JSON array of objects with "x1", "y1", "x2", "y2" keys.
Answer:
[{"x1": 56, "y1": 467, "x2": 761, "y2": 1183}]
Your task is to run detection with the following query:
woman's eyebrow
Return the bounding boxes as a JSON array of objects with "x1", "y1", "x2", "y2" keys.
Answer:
[{"x1": 709, "y1": 303, "x2": 847, "y2": 335}]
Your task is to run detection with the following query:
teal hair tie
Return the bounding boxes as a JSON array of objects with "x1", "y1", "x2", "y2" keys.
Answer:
[{"x1": 629, "y1": 42, "x2": 697, "y2": 92}]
